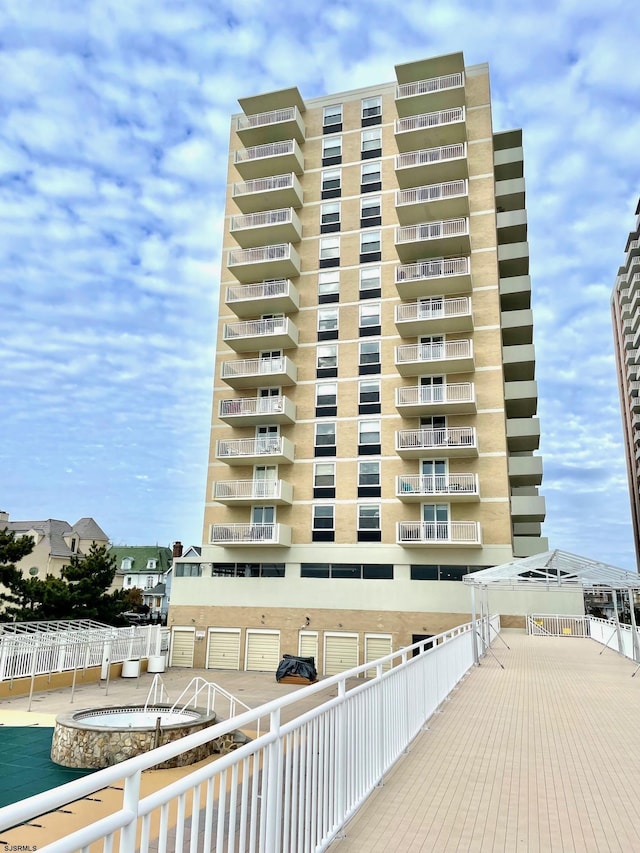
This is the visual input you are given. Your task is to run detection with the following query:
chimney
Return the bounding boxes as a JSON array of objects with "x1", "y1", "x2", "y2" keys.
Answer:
[
  {"x1": 172, "y1": 541, "x2": 183, "y2": 558},
  {"x1": 0, "y1": 511, "x2": 8, "y2": 526}
]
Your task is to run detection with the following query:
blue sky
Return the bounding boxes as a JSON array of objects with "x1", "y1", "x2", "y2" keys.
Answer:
[{"x1": 1, "y1": 0, "x2": 639, "y2": 567}]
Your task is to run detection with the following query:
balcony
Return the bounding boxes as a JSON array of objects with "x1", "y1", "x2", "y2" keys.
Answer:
[
  {"x1": 493, "y1": 146, "x2": 524, "y2": 182},
  {"x1": 395, "y1": 143, "x2": 468, "y2": 189},
  {"x1": 503, "y1": 344, "x2": 535, "y2": 382},
  {"x1": 501, "y1": 309, "x2": 533, "y2": 345},
  {"x1": 397, "y1": 520, "x2": 481, "y2": 547},
  {"x1": 395, "y1": 72, "x2": 465, "y2": 117},
  {"x1": 218, "y1": 394, "x2": 295, "y2": 426},
  {"x1": 220, "y1": 355, "x2": 297, "y2": 389},
  {"x1": 500, "y1": 275, "x2": 531, "y2": 311},
  {"x1": 395, "y1": 257, "x2": 471, "y2": 299},
  {"x1": 506, "y1": 418, "x2": 540, "y2": 452},
  {"x1": 223, "y1": 317, "x2": 298, "y2": 353},
  {"x1": 396, "y1": 473, "x2": 479, "y2": 502},
  {"x1": 395, "y1": 339, "x2": 474, "y2": 376},
  {"x1": 230, "y1": 208, "x2": 302, "y2": 249},
  {"x1": 396, "y1": 426, "x2": 478, "y2": 459},
  {"x1": 498, "y1": 242, "x2": 529, "y2": 278},
  {"x1": 395, "y1": 382, "x2": 476, "y2": 416},
  {"x1": 232, "y1": 173, "x2": 303, "y2": 215},
  {"x1": 497, "y1": 209, "x2": 527, "y2": 244},
  {"x1": 395, "y1": 296, "x2": 472, "y2": 337},
  {"x1": 236, "y1": 105, "x2": 305, "y2": 146},
  {"x1": 210, "y1": 523, "x2": 292, "y2": 547},
  {"x1": 227, "y1": 244, "x2": 301, "y2": 283},
  {"x1": 394, "y1": 107, "x2": 466, "y2": 152},
  {"x1": 395, "y1": 180, "x2": 468, "y2": 225},
  {"x1": 505, "y1": 381, "x2": 538, "y2": 418},
  {"x1": 508, "y1": 456, "x2": 543, "y2": 487},
  {"x1": 225, "y1": 279, "x2": 300, "y2": 319},
  {"x1": 215, "y1": 435, "x2": 295, "y2": 466},
  {"x1": 234, "y1": 139, "x2": 304, "y2": 181},
  {"x1": 395, "y1": 219, "x2": 470, "y2": 263},
  {"x1": 495, "y1": 177, "x2": 525, "y2": 211},
  {"x1": 510, "y1": 495, "x2": 546, "y2": 523},
  {"x1": 213, "y1": 479, "x2": 293, "y2": 505}
]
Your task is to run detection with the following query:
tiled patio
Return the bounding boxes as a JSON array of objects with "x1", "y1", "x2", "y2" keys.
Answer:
[{"x1": 331, "y1": 631, "x2": 640, "y2": 853}]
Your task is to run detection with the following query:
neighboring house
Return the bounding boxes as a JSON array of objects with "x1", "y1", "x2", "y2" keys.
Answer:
[
  {"x1": 108, "y1": 545, "x2": 174, "y2": 621},
  {"x1": 0, "y1": 511, "x2": 109, "y2": 581}
]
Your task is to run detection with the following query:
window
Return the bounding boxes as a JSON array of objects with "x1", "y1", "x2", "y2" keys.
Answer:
[
  {"x1": 312, "y1": 506, "x2": 335, "y2": 542},
  {"x1": 321, "y1": 168, "x2": 341, "y2": 199},
  {"x1": 361, "y1": 95, "x2": 382, "y2": 125},
  {"x1": 147, "y1": 559, "x2": 157, "y2": 570},
  {"x1": 358, "y1": 505, "x2": 381, "y2": 542},
  {"x1": 410, "y1": 564, "x2": 439, "y2": 580},
  {"x1": 125, "y1": 575, "x2": 132, "y2": 586},
  {"x1": 316, "y1": 382, "x2": 337, "y2": 416},
  {"x1": 146, "y1": 575, "x2": 154, "y2": 589},
  {"x1": 359, "y1": 341, "x2": 380, "y2": 375},
  {"x1": 423, "y1": 504, "x2": 450, "y2": 539},
  {"x1": 322, "y1": 136, "x2": 342, "y2": 164},
  {"x1": 359, "y1": 266, "x2": 381, "y2": 298},
  {"x1": 301, "y1": 562, "x2": 393, "y2": 579},
  {"x1": 175, "y1": 563, "x2": 203, "y2": 578},
  {"x1": 315, "y1": 421, "x2": 336, "y2": 456},
  {"x1": 361, "y1": 161, "x2": 381, "y2": 192},
  {"x1": 360, "y1": 196, "x2": 381, "y2": 227},
  {"x1": 319, "y1": 235, "x2": 340, "y2": 268},
  {"x1": 211, "y1": 563, "x2": 285, "y2": 578},
  {"x1": 318, "y1": 306, "x2": 339, "y2": 340},
  {"x1": 323, "y1": 103, "x2": 342, "y2": 132},
  {"x1": 317, "y1": 343, "x2": 338, "y2": 377},
  {"x1": 320, "y1": 202, "x2": 341, "y2": 234},
  {"x1": 358, "y1": 460, "x2": 381, "y2": 497},
  {"x1": 360, "y1": 230, "x2": 381, "y2": 262},
  {"x1": 361, "y1": 128, "x2": 382, "y2": 158},
  {"x1": 121, "y1": 558, "x2": 132, "y2": 571},
  {"x1": 358, "y1": 378, "x2": 381, "y2": 413},
  {"x1": 318, "y1": 270, "x2": 339, "y2": 303},
  {"x1": 359, "y1": 303, "x2": 381, "y2": 335},
  {"x1": 314, "y1": 462, "x2": 336, "y2": 488},
  {"x1": 358, "y1": 419, "x2": 381, "y2": 450}
]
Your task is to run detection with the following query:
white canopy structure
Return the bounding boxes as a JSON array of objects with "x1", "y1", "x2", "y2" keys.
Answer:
[{"x1": 462, "y1": 549, "x2": 640, "y2": 591}]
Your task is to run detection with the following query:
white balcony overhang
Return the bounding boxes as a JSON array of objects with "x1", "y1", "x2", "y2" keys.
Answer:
[
  {"x1": 232, "y1": 173, "x2": 303, "y2": 214},
  {"x1": 220, "y1": 355, "x2": 297, "y2": 389},
  {"x1": 395, "y1": 296, "x2": 473, "y2": 337},
  {"x1": 395, "y1": 340, "x2": 474, "y2": 376},
  {"x1": 210, "y1": 523, "x2": 292, "y2": 547},
  {"x1": 505, "y1": 380, "x2": 538, "y2": 418},
  {"x1": 218, "y1": 394, "x2": 296, "y2": 426},
  {"x1": 395, "y1": 218, "x2": 470, "y2": 262},
  {"x1": 395, "y1": 257, "x2": 471, "y2": 298},
  {"x1": 234, "y1": 139, "x2": 304, "y2": 180},
  {"x1": 230, "y1": 208, "x2": 302, "y2": 249},
  {"x1": 502, "y1": 344, "x2": 535, "y2": 382},
  {"x1": 236, "y1": 104, "x2": 305, "y2": 146},
  {"x1": 394, "y1": 107, "x2": 467, "y2": 152},
  {"x1": 395, "y1": 72, "x2": 465, "y2": 117},
  {"x1": 506, "y1": 418, "x2": 540, "y2": 452},
  {"x1": 225, "y1": 279, "x2": 300, "y2": 318},
  {"x1": 396, "y1": 473, "x2": 479, "y2": 502},
  {"x1": 213, "y1": 479, "x2": 293, "y2": 505},
  {"x1": 395, "y1": 143, "x2": 468, "y2": 189},
  {"x1": 397, "y1": 520, "x2": 481, "y2": 547},
  {"x1": 223, "y1": 316, "x2": 298, "y2": 352},
  {"x1": 395, "y1": 382, "x2": 476, "y2": 416},
  {"x1": 396, "y1": 427, "x2": 478, "y2": 458},
  {"x1": 215, "y1": 436, "x2": 295, "y2": 466},
  {"x1": 227, "y1": 243, "x2": 301, "y2": 283},
  {"x1": 510, "y1": 495, "x2": 546, "y2": 523},
  {"x1": 508, "y1": 456, "x2": 543, "y2": 487},
  {"x1": 395, "y1": 180, "x2": 469, "y2": 225}
]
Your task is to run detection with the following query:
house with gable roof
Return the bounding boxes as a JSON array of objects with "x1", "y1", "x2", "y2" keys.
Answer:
[{"x1": 108, "y1": 544, "x2": 174, "y2": 621}]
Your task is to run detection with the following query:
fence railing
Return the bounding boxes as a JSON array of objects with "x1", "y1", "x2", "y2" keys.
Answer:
[
  {"x1": 396, "y1": 382, "x2": 475, "y2": 406},
  {"x1": 395, "y1": 107, "x2": 465, "y2": 134},
  {"x1": 234, "y1": 140, "x2": 296, "y2": 164},
  {"x1": 396, "y1": 72, "x2": 464, "y2": 100},
  {"x1": 395, "y1": 295, "x2": 471, "y2": 324},
  {"x1": 396, "y1": 426, "x2": 477, "y2": 451},
  {"x1": 395, "y1": 142, "x2": 466, "y2": 171},
  {"x1": 0, "y1": 617, "x2": 493, "y2": 851},
  {"x1": 397, "y1": 520, "x2": 481, "y2": 545},
  {"x1": 237, "y1": 106, "x2": 297, "y2": 131},
  {"x1": 395, "y1": 256, "x2": 469, "y2": 283},
  {"x1": 396, "y1": 180, "x2": 467, "y2": 207},
  {"x1": 396, "y1": 218, "x2": 468, "y2": 245},
  {"x1": 528, "y1": 615, "x2": 640, "y2": 662},
  {"x1": 395, "y1": 339, "x2": 472, "y2": 364},
  {"x1": 396, "y1": 473, "x2": 478, "y2": 497}
]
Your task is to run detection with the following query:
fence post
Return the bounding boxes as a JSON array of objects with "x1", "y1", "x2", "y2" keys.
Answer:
[
  {"x1": 119, "y1": 769, "x2": 141, "y2": 853},
  {"x1": 264, "y1": 707, "x2": 283, "y2": 853}
]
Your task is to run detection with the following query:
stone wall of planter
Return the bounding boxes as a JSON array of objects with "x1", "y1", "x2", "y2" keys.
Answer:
[{"x1": 51, "y1": 705, "x2": 247, "y2": 769}]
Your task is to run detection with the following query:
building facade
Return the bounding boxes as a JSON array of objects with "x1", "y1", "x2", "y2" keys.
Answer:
[
  {"x1": 611, "y1": 198, "x2": 640, "y2": 569},
  {"x1": 108, "y1": 545, "x2": 174, "y2": 620},
  {"x1": 170, "y1": 52, "x2": 547, "y2": 673}
]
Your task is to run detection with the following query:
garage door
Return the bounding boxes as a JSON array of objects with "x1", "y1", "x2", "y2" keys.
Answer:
[
  {"x1": 207, "y1": 629, "x2": 241, "y2": 670},
  {"x1": 324, "y1": 633, "x2": 358, "y2": 676},
  {"x1": 298, "y1": 631, "x2": 318, "y2": 662},
  {"x1": 365, "y1": 634, "x2": 393, "y2": 677},
  {"x1": 170, "y1": 629, "x2": 195, "y2": 667},
  {"x1": 245, "y1": 630, "x2": 280, "y2": 672}
]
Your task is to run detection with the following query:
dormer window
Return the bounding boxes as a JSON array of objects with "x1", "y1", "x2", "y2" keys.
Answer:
[
  {"x1": 121, "y1": 557, "x2": 132, "y2": 571},
  {"x1": 147, "y1": 559, "x2": 157, "y2": 570}
]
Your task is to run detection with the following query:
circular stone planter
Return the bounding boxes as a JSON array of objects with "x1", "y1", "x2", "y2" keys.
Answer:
[{"x1": 51, "y1": 705, "x2": 222, "y2": 769}]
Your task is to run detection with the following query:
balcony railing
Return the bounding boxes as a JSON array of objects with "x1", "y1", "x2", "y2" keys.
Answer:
[
  {"x1": 395, "y1": 107, "x2": 465, "y2": 135},
  {"x1": 217, "y1": 437, "x2": 286, "y2": 458},
  {"x1": 396, "y1": 383, "x2": 475, "y2": 409},
  {"x1": 395, "y1": 257, "x2": 469, "y2": 284},
  {"x1": 219, "y1": 395, "x2": 288, "y2": 418},
  {"x1": 395, "y1": 218, "x2": 468, "y2": 245},
  {"x1": 397, "y1": 520, "x2": 481, "y2": 545},
  {"x1": 225, "y1": 317, "x2": 288, "y2": 338},
  {"x1": 237, "y1": 106, "x2": 296, "y2": 132},
  {"x1": 220, "y1": 355, "x2": 297, "y2": 387},
  {"x1": 395, "y1": 142, "x2": 466, "y2": 171},
  {"x1": 230, "y1": 208, "x2": 296, "y2": 231},
  {"x1": 396, "y1": 426, "x2": 477, "y2": 452},
  {"x1": 232, "y1": 173, "x2": 296, "y2": 198},
  {"x1": 396, "y1": 72, "x2": 464, "y2": 100},
  {"x1": 395, "y1": 296, "x2": 472, "y2": 325},
  {"x1": 213, "y1": 479, "x2": 292, "y2": 502},
  {"x1": 209, "y1": 523, "x2": 290, "y2": 546},
  {"x1": 396, "y1": 180, "x2": 467, "y2": 208},
  {"x1": 234, "y1": 139, "x2": 295, "y2": 165},
  {"x1": 395, "y1": 340, "x2": 472, "y2": 365},
  {"x1": 228, "y1": 244, "x2": 294, "y2": 267},
  {"x1": 225, "y1": 279, "x2": 300, "y2": 318},
  {"x1": 396, "y1": 474, "x2": 478, "y2": 497}
]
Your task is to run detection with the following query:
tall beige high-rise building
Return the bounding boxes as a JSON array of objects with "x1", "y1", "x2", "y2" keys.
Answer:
[
  {"x1": 170, "y1": 52, "x2": 547, "y2": 673},
  {"x1": 611, "y1": 198, "x2": 640, "y2": 569}
]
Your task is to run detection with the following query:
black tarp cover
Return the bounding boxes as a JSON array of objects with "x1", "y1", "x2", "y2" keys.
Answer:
[{"x1": 275, "y1": 654, "x2": 318, "y2": 682}]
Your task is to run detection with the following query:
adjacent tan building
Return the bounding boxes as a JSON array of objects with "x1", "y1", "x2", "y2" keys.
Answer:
[
  {"x1": 612, "y1": 198, "x2": 640, "y2": 568},
  {"x1": 170, "y1": 52, "x2": 547, "y2": 673}
]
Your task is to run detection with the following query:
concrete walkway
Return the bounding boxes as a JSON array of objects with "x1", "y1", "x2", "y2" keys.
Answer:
[{"x1": 331, "y1": 632, "x2": 640, "y2": 853}]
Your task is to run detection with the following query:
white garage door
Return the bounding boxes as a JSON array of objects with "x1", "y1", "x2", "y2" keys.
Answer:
[
  {"x1": 365, "y1": 634, "x2": 393, "y2": 677},
  {"x1": 324, "y1": 633, "x2": 358, "y2": 676},
  {"x1": 207, "y1": 629, "x2": 241, "y2": 670},
  {"x1": 170, "y1": 629, "x2": 195, "y2": 667},
  {"x1": 245, "y1": 630, "x2": 281, "y2": 672},
  {"x1": 298, "y1": 631, "x2": 318, "y2": 662}
]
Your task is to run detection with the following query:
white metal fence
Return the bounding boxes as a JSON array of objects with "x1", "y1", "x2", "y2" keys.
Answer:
[
  {"x1": 527, "y1": 615, "x2": 640, "y2": 661},
  {"x1": 0, "y1": 617, "x2": 494, "y2": 852}
]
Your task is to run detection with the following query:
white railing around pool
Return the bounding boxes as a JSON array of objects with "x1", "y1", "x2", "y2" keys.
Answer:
[{"x1": 0, "y1": 617, "x2": 496, "y2": 852}]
